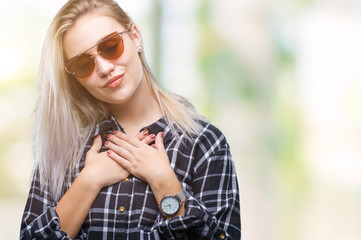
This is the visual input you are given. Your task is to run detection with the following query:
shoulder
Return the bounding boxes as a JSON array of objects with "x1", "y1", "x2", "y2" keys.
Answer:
[
  {"x1": 185, "y1": 120, "x2": 233, "y2": 174},
  {"x1": 192, "y1": 120, "x2": 229, "y2": 154},
  {"x1": 198, "y1": 120, "x2": 225, "y2": 138},
  {"x1": 197, "y1": 120, "x2": 227, "y2": 142}
]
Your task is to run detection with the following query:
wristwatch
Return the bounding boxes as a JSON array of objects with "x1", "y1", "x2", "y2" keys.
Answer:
[{"x1": 159, "y1": 190, "x2": 186, "y2": 216}]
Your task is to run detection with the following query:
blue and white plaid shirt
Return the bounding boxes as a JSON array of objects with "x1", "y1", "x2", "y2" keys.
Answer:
[{"x1": 20, "y1": 117, "x2": 241, "y2": 239}]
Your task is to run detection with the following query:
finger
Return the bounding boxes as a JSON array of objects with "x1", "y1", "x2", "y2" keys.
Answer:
[
  {"x1": 155, "y1": 132, "x2": 165, "y2": 151},
  {"x1": 142, "y1": 134, "x2": 156, "y2": 145},
  {"x1": 135, "y1": 130, "x2": 149, "y2": 141},
  {"x1": 108, "y1": 133, "x2": 137, "y2": 154},
  {"x1": 113, "y1": 131, "x2": 142, "y2": 148},
  {"x1": 107, "y1": 150, "x2": 132, "y2": 170},
  {"x1": 89, "y1": 135, "x2": 102, "y2": 153},
  {"x1": 105, "y1": 140, "x2": 134, "y2": 162}
]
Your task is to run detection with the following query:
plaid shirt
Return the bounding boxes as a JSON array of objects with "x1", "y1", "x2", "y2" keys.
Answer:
[{"x1": 20, "y1": 117, "x2": 241, "y2": 239}]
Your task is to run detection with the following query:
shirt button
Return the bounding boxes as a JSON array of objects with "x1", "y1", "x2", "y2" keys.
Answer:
[
  {"x1": 124, "y1": 177, "x2": 130, "y2": 182},
  {"x1": 220, "y1": 234, "x2": 226, "y2": 239},
  {"x1": 119, "y1": 206, "x2": 125, "y2": 212}
]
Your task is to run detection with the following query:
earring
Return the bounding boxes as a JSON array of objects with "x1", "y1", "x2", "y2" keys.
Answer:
[{"x1": 138, "y1": 46, "x2": 142, "y2": 52}]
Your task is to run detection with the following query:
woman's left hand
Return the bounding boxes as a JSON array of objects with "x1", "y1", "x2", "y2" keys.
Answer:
[
  {"x1": 106, "y1": 131, "x2": 184, "y2": 216},
  {"x1": 105, "y1": 131, "x2": 174, "y2": 185}
]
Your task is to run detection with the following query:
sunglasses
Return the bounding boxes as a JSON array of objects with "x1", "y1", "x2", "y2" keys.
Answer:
[{"x1": 64, "y1": 28, "x2": 131, "y2": 78}]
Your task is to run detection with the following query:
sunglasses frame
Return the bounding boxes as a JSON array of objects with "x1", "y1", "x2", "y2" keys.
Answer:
[{"x1": 64, "y1": 27, "x2": 131, "y2": 78}]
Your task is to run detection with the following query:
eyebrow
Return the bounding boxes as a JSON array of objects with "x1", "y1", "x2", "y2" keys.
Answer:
[{"x1": 66, "y1": 31, "x2": 118, "y2": 63}]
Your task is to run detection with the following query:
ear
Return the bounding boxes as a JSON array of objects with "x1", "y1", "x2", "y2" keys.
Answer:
[{"x1": 130, "y1": 24, "x2": 142, "y2": 49}]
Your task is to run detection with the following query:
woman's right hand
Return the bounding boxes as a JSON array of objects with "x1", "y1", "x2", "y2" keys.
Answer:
[
  {"x1": 83, "y1": 134, "x2": 129, "y2": 189},
  {"x1": 55, "y1": 131, "x2": 153, "y2": 238}
]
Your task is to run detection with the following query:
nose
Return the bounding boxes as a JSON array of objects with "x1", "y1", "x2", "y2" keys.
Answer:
[{"x1": 94, "y1": 55, "x2": 115, "y2": 77}]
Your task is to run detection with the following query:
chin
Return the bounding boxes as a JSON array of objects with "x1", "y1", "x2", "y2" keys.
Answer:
[{"x1": 105, "y1": 96, "x2": 132, "y2": 105}]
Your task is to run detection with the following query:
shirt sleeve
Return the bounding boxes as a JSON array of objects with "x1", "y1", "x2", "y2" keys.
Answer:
[
  {"x1": 157, "y1": 128, "x2": 241, "y2": 239},
  {"x1": 20, "y1": 170, "x2": 88, "y2": 240}
]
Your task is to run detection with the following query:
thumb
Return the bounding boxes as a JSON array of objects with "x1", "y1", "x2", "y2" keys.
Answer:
[
  {"x1": 155, "y1": 132, "x2": 165, "y2": 151},
  {"x1": 89, "y1": 135, "x2": 102, "y2": 153}
]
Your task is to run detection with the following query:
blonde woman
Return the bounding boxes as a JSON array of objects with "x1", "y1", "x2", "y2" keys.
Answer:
[{"x1": 20, "y1": 0, "x2": 241, "y2": 239}]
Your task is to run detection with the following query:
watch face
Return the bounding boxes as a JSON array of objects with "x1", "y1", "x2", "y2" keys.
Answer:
[{"x1": 160, "y1": 196, "x2": 179, "y2": 215}]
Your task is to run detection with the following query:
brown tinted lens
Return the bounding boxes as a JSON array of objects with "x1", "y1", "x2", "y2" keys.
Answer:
[
  {"x1": 98, "y1": 34, "x2": 124, "y2": 60},
  {"x1": 68, "y1": 54, "x2": 95, "y2": 78}
]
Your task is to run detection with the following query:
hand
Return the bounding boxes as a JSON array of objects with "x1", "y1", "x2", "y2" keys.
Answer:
[
  {"x1": 105, "y1": 131, "x2": 174, "y2": 185},
  {"x1": 82, "y1": 135, "x2": 130, "y2": 190},
  {"x1": 106, "y1": 131, "x2": 184, "y2": 215},
  {"x1": 81, "y1": 131, "x2": 155, "y2": 189},
  {"x1": 134, "y1": 130, "x2": 157, "y2": 144}
]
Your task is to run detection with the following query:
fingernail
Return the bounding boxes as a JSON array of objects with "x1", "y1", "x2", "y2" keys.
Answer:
[
  {"x1": 159, "y1": 132, "x2": 164, "y2": 138},
  {"x1": 105, "y1": 141, "x2": 109, "y2": 146},
  {"x1": 150, "y1": 134, "x2": 156, "y2": 139},
  {"x1": 113, "y1": 130, "x2": 118, "y2": 135},
  {"x1": 107, "y1": 134, "x2": 111, "y2": 139},
  {"x1": 151, "y1": 144, "x2": 157, "y2": 149},
  {"x1": 107, "y1": 150, "x2": 112, "y2": 155},
  {"x1": 142, "y1": 131, "x2": 148, "y2": 136}
]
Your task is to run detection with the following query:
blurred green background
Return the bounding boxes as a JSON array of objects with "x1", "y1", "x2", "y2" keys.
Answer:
[{"x1": 1, "y1": 0, "x2": 361, "y2": 239}]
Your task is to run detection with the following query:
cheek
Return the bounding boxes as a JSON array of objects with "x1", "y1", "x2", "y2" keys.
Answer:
[
  {"x1": 131, "y1": 56, "x2": 143, "y2": 79},
  {"x1": 78, "y1": 79, "x2": 100, "y2": 96},
  {"x1": 117, "y1": 49, "x2": 143, "y2": 79},
  {"x1": 128, "y1": 51, "x2": 143, "y2": 73},
  {"x1": 77, "y1": 80, "x2": 92, "y2": 92}
]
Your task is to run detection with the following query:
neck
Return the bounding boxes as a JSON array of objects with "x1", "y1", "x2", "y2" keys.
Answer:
[{"x1": 107, "y1": 76, "x2": 163, "y2": 135}]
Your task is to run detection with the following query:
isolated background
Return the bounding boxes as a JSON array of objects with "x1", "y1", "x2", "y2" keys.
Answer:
[{"x1": 1, "y1": 0, "x2": 361, "y2": 239}]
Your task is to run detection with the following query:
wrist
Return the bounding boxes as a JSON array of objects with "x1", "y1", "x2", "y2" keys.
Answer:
[
  {"x1": 77, "y1": 170, "x2": 103, "y2": 193},
  {"x1": 148, "y1": 168, "x2": 182, "y2": 204}
]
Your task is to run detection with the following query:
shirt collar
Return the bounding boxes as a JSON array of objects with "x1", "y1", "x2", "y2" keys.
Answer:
[
  {"x1": 92, "y1": 115, "x2": 124, "y2": 137},
  {"x1": 92, "y1": 115, "x2": 172, "y2": 145}
]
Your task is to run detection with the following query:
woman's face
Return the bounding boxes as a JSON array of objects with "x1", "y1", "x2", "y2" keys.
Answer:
[{"x1": 63, "y1": 10, "x2": 144, "y2": 105}]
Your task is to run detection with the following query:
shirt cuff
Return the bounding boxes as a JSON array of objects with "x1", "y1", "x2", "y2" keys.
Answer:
[
  {"x1": 27, "y1": 205, "x2": 87, "y2": 240},
  {"x1": 156, "y1": 196, "x2": 229, "y2": 239}
]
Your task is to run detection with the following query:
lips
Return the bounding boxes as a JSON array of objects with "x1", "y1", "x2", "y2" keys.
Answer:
[{"x1": 103, "y1": 73, "x2": 125, "y2": 88}]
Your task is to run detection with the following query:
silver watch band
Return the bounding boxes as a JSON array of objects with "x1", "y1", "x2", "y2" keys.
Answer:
[{"x1": 175, "y1": 189, "x2": 187, "y2": 204}]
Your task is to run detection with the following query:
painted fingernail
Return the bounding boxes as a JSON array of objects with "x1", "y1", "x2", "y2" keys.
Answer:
[
  {"x1": 107, "y1": 150, "x2": 112, "y2": 155},
  {"x1": 150, "y1": 134, "x2": 156, "y2": 139},
  {"x1": 159, "y1": 132, "x2": 164, "y2": 138},
  {"x1": 105, "y1": 141, "x2": 109, "y2": 146},
  {"x1": 113, "y1": 130, "x2": 118, "y2": 135},
  {"x1": 142, "y1": 131, "x2": 148, "y2": 136},
  {"x1": 151, "y1": 144, "x2": 157, "y2": 149},
  {"x1": 107, "y1": 134, "x2": 111, "y2": 139}
]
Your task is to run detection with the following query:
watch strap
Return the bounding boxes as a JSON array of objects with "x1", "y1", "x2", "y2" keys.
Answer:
[{"x1": 175, "y1": 189, "x2": 186, "y2": 204}]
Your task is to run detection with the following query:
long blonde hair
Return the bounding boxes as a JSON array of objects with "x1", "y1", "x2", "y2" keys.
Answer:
[{"x1": 33, "y1": 0, "x2": 205, "y2": 201}]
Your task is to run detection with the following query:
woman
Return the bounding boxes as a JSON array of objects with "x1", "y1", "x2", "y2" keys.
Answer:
[{"x1": 20, "y1": 0, "x2": 241, "y2": 239}]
